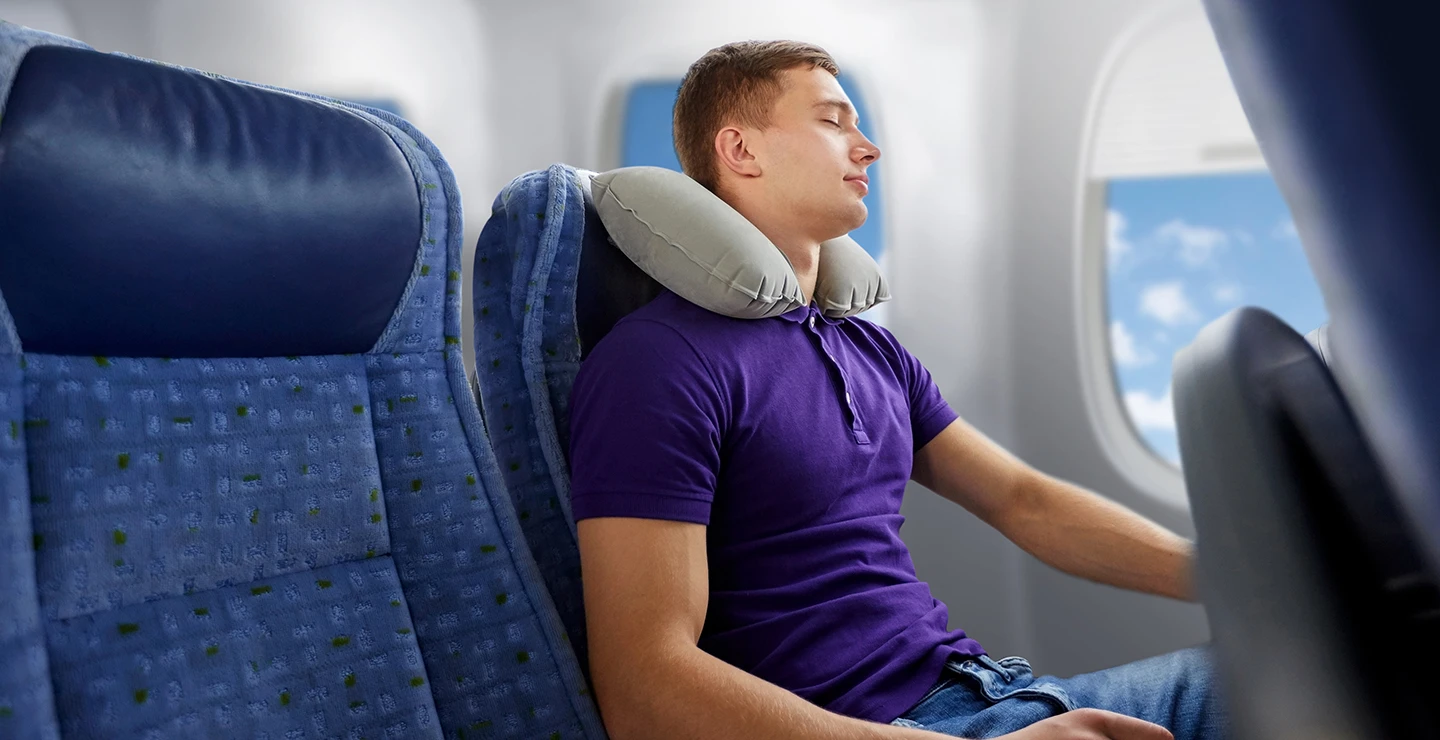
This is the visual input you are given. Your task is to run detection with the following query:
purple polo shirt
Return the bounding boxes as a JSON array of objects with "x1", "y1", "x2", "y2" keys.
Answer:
[{"x1": 568, "y1": 290, "x2": 986, "y2": 724}]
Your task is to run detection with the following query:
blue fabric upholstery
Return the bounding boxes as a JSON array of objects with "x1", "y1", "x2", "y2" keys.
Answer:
[
  {"x1": 0, "y1": 44, "x2": 419, "y2": 358},
  {"x1": 0, "y1": 22, "x2": 605, "y2": 740},
  {"x1": 472, "y1": 166, "x2": 592, "y2": 684},
  {"x1": 24, "y1": 354, "x2": 388, "y2": 621},
  {"x1": 45, "y1": 558, "x2": 435, "y2": 738},
  {"x1": 470, "y1": 166, "x2": 672, "y2": 671},
  {"x1": 0, "y1": 353, "x2": 56, "y2": 738}
]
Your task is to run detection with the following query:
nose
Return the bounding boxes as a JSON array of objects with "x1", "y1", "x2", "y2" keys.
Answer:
[{"x1": 853, "y1": 133, "x2": 881, "y2": 165}]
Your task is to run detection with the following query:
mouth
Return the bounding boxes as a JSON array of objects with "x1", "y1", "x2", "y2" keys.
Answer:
[{"x1": 845, "y1": 174, "x2": 870, "y2": 194}]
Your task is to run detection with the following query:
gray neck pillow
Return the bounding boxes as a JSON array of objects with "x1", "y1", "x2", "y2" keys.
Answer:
[{"x1": 588, "y1": 166, "x2": 890, "y2": 319}]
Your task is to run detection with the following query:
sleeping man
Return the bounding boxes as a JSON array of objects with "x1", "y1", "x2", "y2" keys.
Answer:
[{"x1": 567, "y1": 40, "x2": 1226, "y2": 740}]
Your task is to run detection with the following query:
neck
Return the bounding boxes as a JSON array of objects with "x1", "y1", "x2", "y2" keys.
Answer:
[
  {"x1": 768, "y1": 231, "x2": 822, "y2": 306},
  {"x1": 724, "y1": 192, "x2": 822, "y2": 304}
]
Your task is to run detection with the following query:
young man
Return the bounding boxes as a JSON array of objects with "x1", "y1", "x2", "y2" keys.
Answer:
[{"x1": 567, "y1": 41, "x2": 1225, "y2": 740}]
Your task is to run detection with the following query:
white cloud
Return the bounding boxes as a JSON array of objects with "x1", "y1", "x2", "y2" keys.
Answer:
[
  {"x1": 1125, "y1": 386, "x2": 1176, "y2": 432},
  {"x1": 1107, "y1": 210, "x2": 1132, "y2": 261},
  {"x1": 1212, "y1": 282, "x2": 1243, "y2": 304},
  {"x1": 1140, "y1": 281, "x2": 1201, "y2": 326},
  {"x1": 1272, "y1": 217, "x2": 1298, "y2": 241},
  {"x1": 1155, "y1": 219, "x2": 1229, "y2": 267},
  {"x1": 1110, "y1": 321, "x2": 1155, "y2": 367}
]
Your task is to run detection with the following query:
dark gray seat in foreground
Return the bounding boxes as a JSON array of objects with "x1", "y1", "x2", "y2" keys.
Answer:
[{"x1": 1174, "y1": 308, "x2": 1440, "y2": 740}]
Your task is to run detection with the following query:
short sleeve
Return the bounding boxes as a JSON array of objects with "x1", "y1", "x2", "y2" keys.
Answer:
[
  {"x1": 568, "y1": 319, "x2": 726, "y2": 525},
  {"x1": 895, "y1": 338, "x2": 958, "y2": 452}
]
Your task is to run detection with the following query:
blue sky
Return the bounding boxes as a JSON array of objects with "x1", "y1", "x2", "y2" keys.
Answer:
[{"x1": 1107, "y1": 172, "x2": 1329, "y2": 464}]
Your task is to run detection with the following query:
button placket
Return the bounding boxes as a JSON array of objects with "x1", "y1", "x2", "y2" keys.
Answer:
[{"x1": 806, "y1": 313, "x2": 869, "y2": 444}]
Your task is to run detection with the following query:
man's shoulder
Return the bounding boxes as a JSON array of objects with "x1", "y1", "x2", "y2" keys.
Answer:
[
  {"x1": 579, "y1": 292, "x2": 717, "y2": 375},
  {"x1": 603, "y1": 290, "x2": 745, "y2": 350},
  {"x1": 571, "y1": 292, "x2": 734, "y2": 421},
  {"x1": 847, "y1": 314, "x2": 911, "y2": 357},
  {"x1": 625, "y1": 290, "x2": 736, "y2": 327}
]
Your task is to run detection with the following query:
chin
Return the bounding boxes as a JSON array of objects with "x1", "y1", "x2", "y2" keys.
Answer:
[
  {"x1": 809, "y1": 200, "x2": 868, "y2": 240},
  {"x1": 838, "y1": 203, "x2": 869, "y2": 235}
]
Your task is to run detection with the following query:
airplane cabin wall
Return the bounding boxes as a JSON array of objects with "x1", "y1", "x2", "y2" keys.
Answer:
[
  {"x1": 0, "y1": 0, "x2": 75, "y2": 36},
  {"x1": 1007, "y1": 0, "x2": 1211, "y2": 677}
]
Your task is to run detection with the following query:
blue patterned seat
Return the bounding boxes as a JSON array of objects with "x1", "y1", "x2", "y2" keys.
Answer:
[
  {"x1": 472, "y1": 167, "x2": 589, "y2": 687},
  {"x1": 471, "y1": 166, "x2": 664, "y2": 692},
  {"x1": 0, "y1": 23, "x2": 604, "y2": 740}
]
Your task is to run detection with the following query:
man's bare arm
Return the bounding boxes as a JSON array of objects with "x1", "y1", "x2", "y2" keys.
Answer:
[
  {"x1": 1004, "y1": 471, "x2": 1194, "y2": 601},
  {"x1": 912, "y1": 418, "x2": 1194, "y2": 601},
  {"x1": 578, "y1": 516, "x2": 948, "y2": 740}
]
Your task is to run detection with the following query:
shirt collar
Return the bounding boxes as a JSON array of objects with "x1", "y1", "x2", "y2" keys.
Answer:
[
  {"x1": 776, "y1": 302, "x2": 842, "y2": 325},
  {"x1": 776, "y1": 305, "x2": 809, "y2": 323}
]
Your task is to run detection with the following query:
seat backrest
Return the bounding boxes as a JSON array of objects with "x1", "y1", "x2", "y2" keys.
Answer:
[
  {"x1": 471, "y1": 164, "x2": 668, "y2": 685},
  {"x1": 1174, "y1": 307, "x2": 1440, "y2": 740},
  {"x1": 0, "y1": 24, "x2": 603, "y2": 740}
]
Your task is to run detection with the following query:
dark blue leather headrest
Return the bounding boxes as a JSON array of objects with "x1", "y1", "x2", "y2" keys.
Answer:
[{"x1": 0, "y1": 44, "x2": 421, "y2": 357}]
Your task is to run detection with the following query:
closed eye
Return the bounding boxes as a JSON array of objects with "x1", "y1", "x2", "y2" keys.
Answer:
[{"x1": 824, "y1": 119, "x2": 842, "y2": 128}]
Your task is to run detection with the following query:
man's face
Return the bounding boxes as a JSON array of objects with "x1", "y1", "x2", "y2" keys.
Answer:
[{"x1": 743, "y1": 67, "x2": 880, "y2": 241}]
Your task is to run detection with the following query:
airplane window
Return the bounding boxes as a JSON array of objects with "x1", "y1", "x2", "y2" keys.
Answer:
[
  {"x1": 1092, "y1": 4, "x2": 1329, "y2": 467},
  {"x1": 622, "y1": 81, "x2": 686, "y2": 173},
  {"x1": 1105, "y1": 174, "x2": 1327, "y2": 465},
  {"x1": 621, "y1": 74, "x2": 887, "y2": 281}
]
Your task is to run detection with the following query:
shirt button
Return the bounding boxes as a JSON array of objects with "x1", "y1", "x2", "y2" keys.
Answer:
[
  {"x1": 809, "y1": 316, "x2": 816, "y2": 328},
  {"x1": 845, "y1": 392, "x2": 852, "y2": 404}
]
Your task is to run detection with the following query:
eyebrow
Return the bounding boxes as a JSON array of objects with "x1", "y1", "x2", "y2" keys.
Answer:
[{"x1": 813, "y1": 99, "x2": 857, "y2": 123}]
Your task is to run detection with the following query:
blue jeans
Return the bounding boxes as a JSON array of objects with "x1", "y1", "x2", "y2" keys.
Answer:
[{"x1": 889, "y1": 647, "x2": 1226, "y2": 739}]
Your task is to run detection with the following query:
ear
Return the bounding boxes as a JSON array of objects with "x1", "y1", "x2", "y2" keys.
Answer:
[{"x1": 714, "y1": 125, "x2": 763, "y2": 179}]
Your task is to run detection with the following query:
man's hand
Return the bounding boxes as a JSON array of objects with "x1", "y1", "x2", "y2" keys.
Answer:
[{"x1": 999, "y1": 709, "x2": 1174, "y2": 740}]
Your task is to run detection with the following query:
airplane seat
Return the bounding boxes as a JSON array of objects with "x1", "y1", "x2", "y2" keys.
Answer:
[
  {"x1": 0, "y1": 22, "x2": 603, "y2": 739},
  {"x1": 469, "y1": 165, "x2": 600, "y2": 687},
  {"x1": 471, "y1": 164, "x2": 888, "y2": 691},
  {"x1": 1173, "y1": 307, "x2": 1440, "y2": 740}
]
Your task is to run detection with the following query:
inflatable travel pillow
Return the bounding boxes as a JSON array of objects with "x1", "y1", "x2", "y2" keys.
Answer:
[{"x1": 588, "y1": 166, "x2": 890, "y2": 319}]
